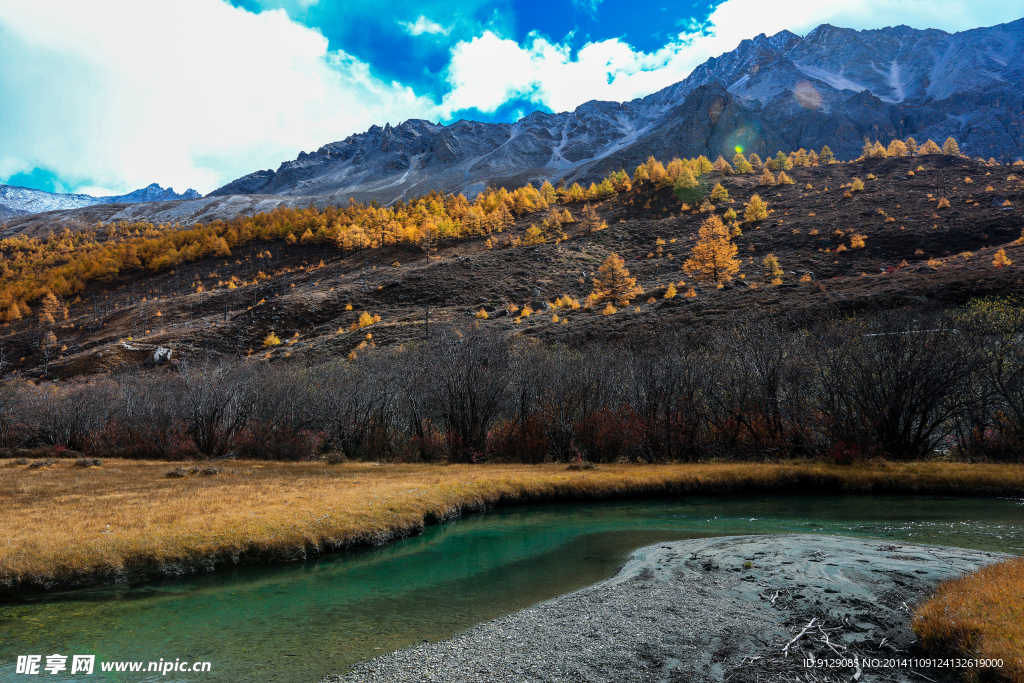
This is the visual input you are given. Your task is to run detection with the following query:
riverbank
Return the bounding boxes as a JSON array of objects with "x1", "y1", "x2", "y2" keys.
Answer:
[
  {"x1": 327, "y1": 535, "x2": 1014, "y2": 683},
  {"x1": 2, "y1": 459, "x2": 1023, "y2": 596}
]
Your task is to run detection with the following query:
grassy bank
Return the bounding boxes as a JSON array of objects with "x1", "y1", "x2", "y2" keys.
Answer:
[
  {"x1": 915, "y1": 557, "x2": 1024, "y2": 682},
  {"x1": 1, "y1": 459, "x2": 1023, "y2": 596}
]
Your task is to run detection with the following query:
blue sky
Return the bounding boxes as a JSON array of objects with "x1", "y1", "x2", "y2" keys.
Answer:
[{"x1": 1, "y1": 0, "x2": 1023, "y2": 197}]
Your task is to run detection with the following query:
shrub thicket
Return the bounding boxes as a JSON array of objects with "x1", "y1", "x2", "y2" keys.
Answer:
[{"x1": 3, "y1": 306, "x2": 1024, "y2": 464}]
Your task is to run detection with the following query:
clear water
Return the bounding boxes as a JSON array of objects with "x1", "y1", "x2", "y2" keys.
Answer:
[{"x1": 2, "y1": 494, "x2": 1023, "y2": 682}]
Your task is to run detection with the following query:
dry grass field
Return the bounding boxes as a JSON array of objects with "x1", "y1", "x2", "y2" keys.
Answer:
[
  {"x1": 2, "y1": 459, "x2": 1023, "y2": 596},
  {"x1": 916, "y1": 556, "x2": 1024, "y2": 682}
]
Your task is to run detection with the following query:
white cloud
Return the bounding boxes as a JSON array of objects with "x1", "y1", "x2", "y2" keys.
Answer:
[
  {"x1": 439, "y1": 0, "x2": 1024, "y2": 116},
  {"x1": 3, "y1": 0, "x2": 1023, "y2": 197},
  {"x1": 399, "y1": 15, "x2": 450, "y2": 36},
  {"x1": 0, "y1": 0, "x2": 435, "y2": 195}
]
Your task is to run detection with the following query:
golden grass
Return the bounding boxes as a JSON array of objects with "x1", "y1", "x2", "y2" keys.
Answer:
[
  {"x1": 1, "y1": 460, "x2": 1023, "y2": 595},
  {"x1": 915, "y1": 557, "x2": 1024, "y2": 682}
]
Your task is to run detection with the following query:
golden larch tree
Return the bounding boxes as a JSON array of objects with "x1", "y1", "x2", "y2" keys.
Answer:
[
  {"x1": 683, "y1": 215, "x2": 740, "y2": 284},
  {"x1": 39, "y1": 293, "x2": 66, "y2": 326},
  {"x1": 744, "y1": 194, "x2": 769, "y2": 222},
  {"x1": 592, "y1": 252, "x2": 643, "y2": 305},
  {"x1": 763, "y1": 253, "x2": 784, "y2": 285}
]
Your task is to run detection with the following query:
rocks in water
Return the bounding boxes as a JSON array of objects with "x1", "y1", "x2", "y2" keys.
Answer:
[{"x1": 144, "y1": 347, "x2": 172, "y2": 368}]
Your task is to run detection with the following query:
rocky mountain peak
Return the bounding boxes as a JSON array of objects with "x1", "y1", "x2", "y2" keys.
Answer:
[{"x1": 205, "y1": 17, "x2": 1024, "y2": 206}]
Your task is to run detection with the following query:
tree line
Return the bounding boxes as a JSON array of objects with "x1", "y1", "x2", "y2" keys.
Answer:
[{"x1": 2, "y1": 299, "x2": 1023, "y2": 464}]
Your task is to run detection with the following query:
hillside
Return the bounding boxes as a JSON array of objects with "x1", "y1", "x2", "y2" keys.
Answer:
[{"x1": 1, "y1": 149, "x2": 1021, "y2": 379}]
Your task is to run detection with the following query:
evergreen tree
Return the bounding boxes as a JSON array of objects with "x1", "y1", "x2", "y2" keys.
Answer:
[
  {"x1": 943, "y1": 137, "x2": 961, "y2": 156},
  {"x1": 684, "y1": 215, "x2": 740, "y2": 284},
  {"x1": 732, "y1": 152, "x2": 753, "y2": 174},
  {"x1": 744, "y1": 194, "x2": 769, "y2": 222},
  {"x1": 581, "y1": 204, "x2": 606, "y2": 233},
  {"x1": 763, "y1": 253, "x2": 784, "y2": 284},
  {"x1": 819, "y1": 145, "x2": 835, "y2": 164},
  {"x1": 887, "y1": 139, "x2": 908, "y2": 157},
  {"x1": 592, "y1": 253, "x2": 643, "y2": 305}
]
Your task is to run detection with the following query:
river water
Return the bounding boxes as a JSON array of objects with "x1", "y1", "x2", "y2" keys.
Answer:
[{"x1": 2, "y1": 494, "x2": 1022, "y2": 682}]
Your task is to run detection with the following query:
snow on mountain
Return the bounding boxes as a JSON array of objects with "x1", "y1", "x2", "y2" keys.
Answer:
[
  {"x1": 0, "y1": 183, "x2": 201, "y2": 218},
  {"x1": 209, "y1": 17, "x2": 1024, "y2": 206}
]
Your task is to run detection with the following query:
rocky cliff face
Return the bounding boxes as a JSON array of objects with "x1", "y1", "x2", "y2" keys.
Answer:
[{"x1": 202, "y1": 17, "x2": 1022, "y2": 204}]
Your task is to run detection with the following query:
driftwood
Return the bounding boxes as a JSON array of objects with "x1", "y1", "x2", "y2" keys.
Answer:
[{"x1": 782, "y1": 617, "x2": 818, "y2": 656}]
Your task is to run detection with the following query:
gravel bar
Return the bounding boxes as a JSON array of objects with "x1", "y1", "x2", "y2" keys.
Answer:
[{"x1": 324, "y1": 534, "x2": 1009, "y2": 683}]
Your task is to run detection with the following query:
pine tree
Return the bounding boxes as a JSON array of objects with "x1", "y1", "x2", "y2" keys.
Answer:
[
  {"x1": 943, "y1": 137, "x2": 961, "y2": 156},
  {"x1": 580, "y1": 204, "x2": 606, "y2": 233},
  {"x1": 732, "y1": 152, "x2": 753, "y2": 174},
  {"x1": 760, "y1": 167, "x2": 776, "y2": 185},
  {"x1": 744, "y1": 194, "x2": 769, "y2": 222},
  {"x1": 263, "y1": 332, "x2": 281, "y2": 347},
  {"x1": 522, "y1": 225, "x2": 546, "y2": 245},
  {"x1": 39, "y1": 293, "x2": 65, "y2": 326},
  {"x1": 683, "y1": 215, "x2": 740, "y2": 284},
  {"x1": 861, "y1": 139, "x2": 874, "y2": 160},
  {"x1": 763, "y1": 253, "x2": 784, "y2": 285},
  {"x1": 592, "y1": 253, "x2": 643, "y2": 305},
  {"x1": 747, "y1": 153, "x2": 763, "y2": 170},
  {"x1": 993, "y1": 249, "x2": 1012, "y2": 267},
  {"x1": 819, "y1": 145, "x2": 835, "y2": 164},
  {"x1": 664, "y1": 282, "x2": 677, "y2": 298},
  {"x1": 887, "y1": 139, "x2": 908, "y2": 157},
  {"x1": 5, "y1": 302, "x2": 21, "y2": 322},
  {"x1": 710, "y1": 183, "x2": 729, "y2": 201},
  {"x1": 920, "y1": 139, "x2": 942, "y2": 155},
  {"x1": 905, "y1": 137, "x2": 919, "y2": 156},
  {"x1": 776, "y1": 171, "x2": 794, "y2": 185}
]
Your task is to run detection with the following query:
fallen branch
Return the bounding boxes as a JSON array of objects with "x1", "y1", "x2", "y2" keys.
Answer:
[{"x1": 783, "y1": 617, "x2": 818, "y2": 657}]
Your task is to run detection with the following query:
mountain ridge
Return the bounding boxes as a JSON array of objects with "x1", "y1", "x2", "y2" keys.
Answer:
[
  {"x1": 0, "y1": 182, "x2": 201, "y2": 219},
  {"x1": 209, "y1": 17, "x2": 1024, "y2": 205}
]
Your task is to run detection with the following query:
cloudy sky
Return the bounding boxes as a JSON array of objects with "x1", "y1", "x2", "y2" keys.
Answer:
[{"x1": 1, "y1": 0, "x2": 1023, "y2": 196}]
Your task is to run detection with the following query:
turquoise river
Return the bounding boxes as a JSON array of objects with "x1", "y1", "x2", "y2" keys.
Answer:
[{"x1": 2, "y1": 494, "x2": 1023, "y2": 682}]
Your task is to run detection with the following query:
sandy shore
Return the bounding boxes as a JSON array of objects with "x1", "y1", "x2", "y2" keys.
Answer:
[{"x1": 325, "y1": 534, "x2": 1009, "y2": 683}]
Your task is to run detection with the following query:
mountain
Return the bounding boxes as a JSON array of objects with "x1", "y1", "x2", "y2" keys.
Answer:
[
  {"x1": 0, "y1": 183, "x2": 201, "y2": 218},
  {"x1": 211, "y1": 18, "x2": 1024, "y2": 205}
]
